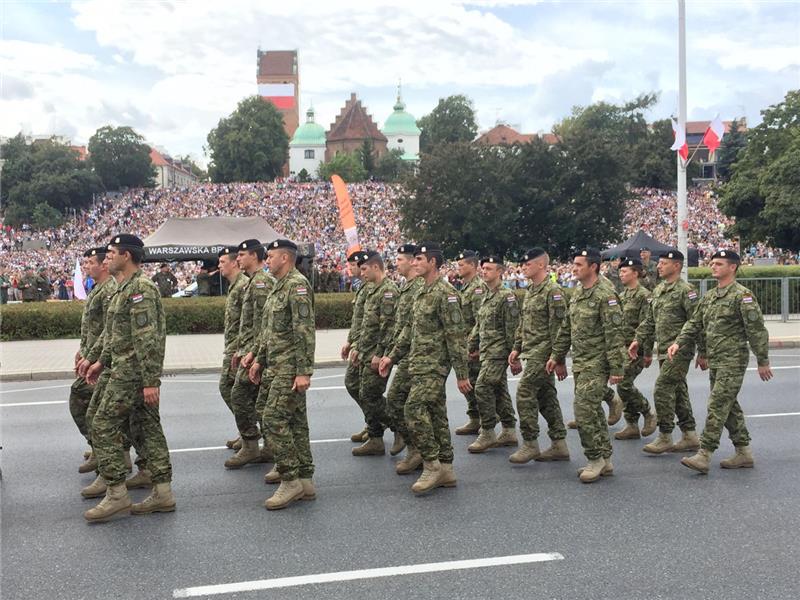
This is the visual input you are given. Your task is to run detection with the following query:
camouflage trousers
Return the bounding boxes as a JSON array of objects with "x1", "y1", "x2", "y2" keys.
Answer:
[
  {"x1": 516, "y1": 361, "x2": 566, "y2": 442},
  {"x1": 618, "y1": 357, "x2": 652, "y2": 423},
  {"x1": 261, "y1": 372, "x2": 314, "y2": 481},
  {"x1": 345, "y1": 360, "x2": 367, "y2": 418},
  {"x1": 69, "y1": 377, "x2": 95, "y2": 442},
  {"x1": 573, "y1": 370, "x2": 613, "y2": 461},
  {"x1": 360, "y1": 363, "x2": 390, "y2": 438},
  {"x1": 86, "y1": 372, "x2": 139, "y2": 466},
  {"x1": 218, "y1": 354, "x2": 236, "y2": 413},
  {"x1": 463, "y1": 359, "x2": 481, "y2": 419},
  {"x1": 700, "y1": 365, "x2": 751, "y2": 452},
  {"x1": 655, "y1": 355, "x2": 697, "y2": 434},
  {"x1": 405, "y1": 373, "x2": 453, "y2": 463},
  {"x1": 92, "y1": 378, "x2": 171, "y2": 486},
  {"x1": 386, "y1": 359, "x2": 412, "y2": 443},
  {"x1": 474, "y1": 360, "x2": 516, "y2": 430},
  {"x1": 230, "y1": 365, "x2": 261, "y2": 441}
]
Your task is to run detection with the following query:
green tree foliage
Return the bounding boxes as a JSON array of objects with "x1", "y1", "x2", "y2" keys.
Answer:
[
  {"x1": 177, "y1": 154, "x2": 208, "y2": 181},
  {"x1": 31, "y1": 203, "x2": 63, "y2": 229},
  {"x1": 359, "y1": 139, "x2": 376, "y2": 176},
  {"x1": 715, "y1": 118, "x2": 746, "y2": 182},
  {"x1": 718, "y1": 90, "x2": 800, "y2": 252},
  {"x1": 318, "y1": 152, "x2": 367, "y2": 182},
  {"x1": 373, "y1": 148, "x2": 414, "y2": 183},
  {"x1": 296, "y1": 168, "x2": 311, "y2": 182},
  {"x1": 206, "y1": 96, "x2": 289, "y2": 182},
  {"x1": 417, "y1": 94, "x2": 478, "y2": 153},
  {"x1": 88, "y1": 125, "x2": 155, "y2": 190},
  {"x1": 630, "y1": 118, "x2": 676, "y2": 189}
]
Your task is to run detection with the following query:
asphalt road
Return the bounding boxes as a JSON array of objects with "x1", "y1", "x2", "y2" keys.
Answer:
[{"x1": 2, "y1": 351, "x2": 799, "y2": 600}]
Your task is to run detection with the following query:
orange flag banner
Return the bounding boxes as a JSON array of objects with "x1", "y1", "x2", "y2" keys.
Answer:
[{"x1": 331, "y1": 174, "x2": 361, "y2": 255}]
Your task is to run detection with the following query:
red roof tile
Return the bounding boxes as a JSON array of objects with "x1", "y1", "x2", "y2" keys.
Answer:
[
  {"x1": 475, "y1": 124, "x2": 560, "y2": 146},
  {"x1": 327, "y1": 93, "x2": 387, "y2": 143}
]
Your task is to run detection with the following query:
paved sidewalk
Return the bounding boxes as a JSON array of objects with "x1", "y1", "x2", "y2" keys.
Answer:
[{"x1": 1, "y1": 322, "x2": 798, "y2": 382}]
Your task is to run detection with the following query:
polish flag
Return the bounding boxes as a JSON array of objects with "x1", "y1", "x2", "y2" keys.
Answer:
[
  {"x1": 258, "y1": 83, "x2": 295, "y2": 110},
  {"x1": 671, "y1": 119, "x2": 689, "y2": 161},
  {"x1": 702, "y1": 115, "x2": 725, "y2": 155},
  {"x1": 73, "y1": 257, "x2": 87, "y2": 300}
]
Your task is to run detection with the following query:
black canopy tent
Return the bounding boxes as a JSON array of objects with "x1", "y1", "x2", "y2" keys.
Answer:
[{"x1": 602, "y1": 230, "x2": 699, "y2": 267}]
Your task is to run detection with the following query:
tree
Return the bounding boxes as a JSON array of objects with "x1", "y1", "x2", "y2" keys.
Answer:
[
  {"x1": 715, "y1": 118, "x2": 746, "y2": 182},
  {"x1": 177, "y1": 154, "x2": 208, "y2": 181},
  {"x1": 630, "y1": 119, "x2": 676, "y2": 189},
  {"x1": 206, "y1": 96, "x2": 289, "y2": 182},
  {"x1": 719, "y1": 90, "x2": 800, "y2": 252},
  {"x1": 296, "y1": 168, "x2": 311, "y2": 183},
  {"x1": 359, "y1": 139, "x2": 376, "y2": 176},
  {"x1": 373, "y1": 148, "x2": 414, "y2": 183},
  {"x1": 88, "y1": 125, "x2": 155, "y2": 190},
  {"x1": 318, "y1": 152, "x2": 367, "y2": 182},
  {"x1": 417, "y1": 94, "x2": 478, "y2": 153},
  {"x1": 31, "y1": 203, "x2": 63, "y2": 229}
]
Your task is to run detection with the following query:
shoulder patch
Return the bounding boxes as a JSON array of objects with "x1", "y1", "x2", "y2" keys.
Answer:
[
  {"x1": 296, "y1": 287, "x2": 308, "y2": 296},
  {"x1": 384, "y1": 292, "x2": 394, "y2": 298},
  {"x1": 474, "y1": 288, "x2": 484, "y2": 294},
  {"x1": 742, "y1": 295, "x2": 753, "y2": 304},
  {"x1": 687, "y1": 291, "x2": 698, "y2": 300},
  {"x1": 254, "y1": 282, "x2": 266, "y2": 289},
  {"x1": 553, "y1": 293, "x2": 563, "y2": 301},
  {"x1": 607, "y1": 298, "x2": 617, "y2": 306},
  {"x1": 447, "y1": 295, "x2": 458, "y2": 303},
  {"x1": 131, "y1": 293, "x2": 143, "y2": 304}
]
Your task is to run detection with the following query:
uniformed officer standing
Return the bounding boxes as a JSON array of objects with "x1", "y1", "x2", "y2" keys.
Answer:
[
  {"x1": 667, "y1": 250, "x2": 772, "y2": 473},
  {"x1": 352, "y1": 250, "x2": 399, "y2": 457},
  {"x1": 640, "y1": 247, "x2": 659, "y2": 291},
  {"x1": 507, "y1": 248, "x2": 570, "y2": 464},
  {"x1": 614, "y1": 257, "x2": 657, "y2": 440},
  {"x1": 152, "y1": 264, "x2": 178, "y2": 297},
  {"x1": 466, "y1": 255, "x2": 519, "y2": 453},
  {"x1": 547, "y1": 248, "x2": 625, "y2": 483},
  {"x1": 379, "y1": 243, "x2": 472, "y2": 495},
  {"x1": 629, "y1": 250, "x2": 700, "y2": 455},
  {"x1": 249, "y1": 240, "x2": 316, "y2": 510},
  {"x1": 454, "y1": 250, "x2": 487, "y2": 435},
  {"x1": 217, "y1": 246, "x2": 248, "y2": 450},
  {"x1": 20, "y1": 267, "x2": 39, "y2": 302},
  {"x1": 84, "y1": 234, "x2": 173, "y2": 521}
]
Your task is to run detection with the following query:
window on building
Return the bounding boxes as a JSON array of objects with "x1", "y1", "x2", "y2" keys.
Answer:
[
  {"x1": 397, "y1": 138, "x2": 403, "y2": 144},
  {"x1": 304, "y1": 149, "x2": 315, "y2": 159}
]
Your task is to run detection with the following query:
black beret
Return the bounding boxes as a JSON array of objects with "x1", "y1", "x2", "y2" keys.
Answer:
[
  {"x1": 159, "y1": 263, "x2": 169, "y2": 268},
  {"x1": 238, "y1": 239, "x2": 261, "y2": 251},
  {"x1": 268, "y1": 239, "x2": 298, "y2": 251},
  {"x1": 573, "y1": 247, "x2": 601, "y2": 261},
  {"x1": 659, "y1": 250, "x2": 684, "y2": 261},
  {"x1": 457, "y1": 250, "x2": 478, "y2": 260},
  {"x1": 414, "y1": 242, "x2": 441, "y2": 256},
  {"x1": 397, "y1": 243, "x2": 417, "y2": 255},
  {"x1": 355, "y1": 251, "x2": 373, "y2": 266},
  {"x1": 347, "y1": 250, "x2": 363, "y2": 262},
  {"x1": 480, "y1": 255, "x2": 504, "y2": 266},
  {"x1": 83, "y1": 247, "x2": 107, "y2": 258},
  {"x1": 620, "y1": 257, "x2": 643, "y2": 268},
  {"x1": 711, "y1": 249, "x2": 740, "y2": 262},
  {"x1": 108, "y1": 234, "x2": 144, "y2": 249},
  {"x1": 217, "y1": 246, "x2": 239, "y2": 258},
  {"x1": 521, "y1": 247, "x2": 546, "y2": 262},
  {"x1": 640, "y1": 246, "x2": 651, "y2": 252}
]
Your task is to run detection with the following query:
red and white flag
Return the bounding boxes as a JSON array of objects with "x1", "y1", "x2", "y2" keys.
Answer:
[
  {"x1": 73, "y1": 257, "x2": 87, "y2": 300},
  {"x1": 703, "y1": 114, "x2": 725, "y2": 154},
  {"x1": 671, "y1": 119, "x2": 689, "y2": 160}
]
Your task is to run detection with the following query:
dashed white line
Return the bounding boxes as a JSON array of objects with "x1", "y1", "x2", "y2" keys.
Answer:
[
  {"x1": 747, "y1": 412, "x2": 800, "y2": 419},
  {"x1": 169, "y1": 438, "x2": 350, "y2": 454},
  {"x1": 0, "y1": 384, "x2": 71, "y2": 394},
  {"x1": 0, "y1": 400, "x2": 68, "y2": 407}
]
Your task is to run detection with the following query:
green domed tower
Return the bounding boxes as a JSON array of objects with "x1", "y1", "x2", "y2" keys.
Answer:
[
  {"x1": 382, "y1": 84, "x2": 420, "y2": 161},
  {"x1": 289, "y1": 105, "x2": 327, "y2": 178}
]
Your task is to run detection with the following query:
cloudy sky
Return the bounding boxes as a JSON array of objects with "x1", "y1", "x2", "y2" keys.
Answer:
[{"x1": 2, "y1": 0, "x2": 798, "y2": 165}]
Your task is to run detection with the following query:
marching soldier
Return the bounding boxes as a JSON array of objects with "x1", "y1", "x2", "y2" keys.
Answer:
[
  {"x1": 467, "y1": 255, "x2": 519, "y2": 453},
  {"x1": 667, "y1": 250, "x2": 772, "y2": 474}
]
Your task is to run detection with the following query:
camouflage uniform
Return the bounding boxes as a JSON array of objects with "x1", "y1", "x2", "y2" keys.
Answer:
[
  {"x1": 69, "y1": 276, "x2": 117, "y2": 442},
  {"x1": 92, "y1": 270, "x2": 170, "y2": 487},
  {"x1": 218, "y1": 272, "x2": 248, "y2": 412},
  {"x1": 385, "y1": 277, "x2": 424, "y2": 445},
  {"x1": 513, "y1": 280, "x2": 567, "y2": 442},
  {"x1": 641, "y1": 259, "x2": 659, "y2": 291},
  {"x1": 230, "y1": 270, "x2": 274, "y2": 441},
  {"x1": 468, "y1": 285, "x2": 519, "y2": 430},
  {"x1": 152, "y1": 271, "x2": 178, "y2": 297},
  {"x1": 551, "y1": 279, "x2": 625, "y2": 460},
  {"x1": 634, "y1": 278, "x2": 699, "y2": 434},
  {"x1": 257, "y1": 268, "x2": 315, "y2": 481},
  {"x1": 388, "y1": 278, "x2": 468, "y2": 463},
  {"x1": 357, "y1": 277, "x2": 399, "y2": 438},
  {"x1": 674, "y1": 282, "x2": 769, "y2": 451},
  {"x1": 618, "y1": 284, "x2": 653, "y2": 423},
  {"x1": 606, "y1": 265, "x2": 623, "y2": 293},
  {"x1": 344, "y1": 282, "x2": 374, "y2": 414},
  {"x1": 459, "y1": 276, "x2": 487, "y2": 419},
  {"x1": 20, "y1": 273, "x2": 39, "y2": 302}
]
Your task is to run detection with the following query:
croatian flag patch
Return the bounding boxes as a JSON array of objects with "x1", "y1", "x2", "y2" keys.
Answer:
[
  {"x1": 688, "y1": 291, "x2": 698, "y2": 300},
  {"x1": 255, "y1": 282, "x2": 266, "y2": 289},
  {"x1": 447, "y1": 295, "x2": 458, "y2": 303},
  {"x1": 131, "y1": 293, "x2": 143, "y2": 304},
  {"x1": 475, "y1": 288, "x2": 483, "y2": 294},
  {"x1": 296, "y1": 287, "x2": 308, "y2": 296},
  {"x1": 553, "y1": 294, "x2": 563, "y2": 301},
  {"x1": 384, "y1": 292, "x2": 394, "y2": 298},
  {"x1": 742, "y1": 295, "x2": 753, "y2": 304},
  {"x1": 607, "y1": 298, "x2": 617, "y2": 306}
]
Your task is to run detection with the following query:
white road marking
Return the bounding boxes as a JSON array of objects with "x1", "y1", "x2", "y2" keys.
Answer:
[
  {"x1": 747, "y1": 412, "x2": 800, "y2": 418},
  {"x1": 172, "y1": 552, "x2": 565, "y2": 598},
  {"x1": 169, "y1": 438, "x2": 350, "y2": 454},
  {"x1": 0, "y1": 384, "x2": 71, "y2": 394},
  {"x1": 747, "y1": 365, "x2": 800, "y2": 371},
  {"x1": 0, "y1": 400, "x2": 67, "y2": 407}
]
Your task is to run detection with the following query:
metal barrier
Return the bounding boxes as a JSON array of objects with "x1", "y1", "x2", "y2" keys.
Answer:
[{"x1": 689, "y1": 277, "x2": 800, "y2": 322}]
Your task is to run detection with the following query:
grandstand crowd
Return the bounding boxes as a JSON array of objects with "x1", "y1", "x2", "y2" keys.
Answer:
[{"x1": 1, "y1": 183, "x2": 796, "y2": 301}]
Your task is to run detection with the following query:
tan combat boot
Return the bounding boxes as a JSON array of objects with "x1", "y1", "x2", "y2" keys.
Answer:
[
  {"x1": 83, "y1": 448, "x2": 93, "y2": 460},
  {"x1": 671, "y1": 430, "x2": 700, "y2": 453},
  {"x1": 125, "y1": 469, "x2": 152, "y2": 490},
  {"x1": 455, "y1": 417, "x2": 480, "y2": 435},
  {"x1": 352, "y1": 437, "x2": 386, "y2": 456},
  {"x1": 578, "y1": 459, "x2": 606, "y2": 483},
  {"x1": 467, "y1": 428, "x2": 497, "y2": 453},
  {"x1": 131, "y1": 482, "x2": 176, "y2": 515},
  {"x1": 255, "y1": 444, "x2": 274, "y2": 463},
  {"x1": 643, "y1": 432, "x2": 674, "y2": 454},
  {"x1": 495, "y1": 427, "x2": 519, "y2": 447},
  {"x1": 566, "y1": 420, "x2": 578, "y2": 429},
  {"x1": 81, "y1": 475, "x2": 107, "y2": 499},
  {"x1": 265, "y1": 479, "x2": 304, "y2": 510},
  {"x1": 264, "y1": 466, "x2": 281, "y2": 484},
  {"x1": 84, "y1": 483, "x2": 132, "y2": 522},
  {"x1": 350, "y1": 427, "x2": 368, "y2": 443},
  {"x1": 681, "y1": 448, "x2": 712, "y2": 473},
  {"x1": 232, "y1": 438, "x2": 243, "y2": 451},
  {"x1": 389, "y1": 433, "x2": 406, "y2": 456},
  {"x1": 396, "y1": 446, "x2": 423, "y2": 474},
  {"x1": 720, "y1": 445, "x2": 754, "y2": 469},
  {"x1": 615, "y1": 422, "x2": 641, "y2": 440},
  {"x1": 224, "y1": 438, "x2": 260, "y2": 469},
  {"x1": 411, "y1": 460, "x2": 444, "y2": 494},
  {"x1": 438, "y1": 462, "x2": 457, "y2": 488},
  {"x1": 509, "y1": 440, "x2": 540, "y2": 464},
  {"x1": 606, "y1": 392, "x2": 623, "y2": 426},
  {"x1": 300, "y1": 478, "x2": 316, "y2": 500},
  {"x1": 641, "y1": 411, "x2": 657, "y2": 437},
  {"x1": 577, "y1": 457, "x2": 614, "y2": 477},
  {"x1": 536, "y1": 439, "x2": 570, "y2": 462},
  {"x1": 226, "y1": 436, "x2": 241, "y2": 450},
  {"x1": 78, "y1": 454, "x2": 97, "y2": 474}
]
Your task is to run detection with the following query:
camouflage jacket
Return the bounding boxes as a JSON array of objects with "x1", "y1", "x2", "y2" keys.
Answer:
[
  {"x1": 388, "y1": 277, "x2": 468, "y2": 379},
  {"x1": 347, "y1": 281, "x2": 374, "y2": 349},
  {"x1": 222, "y1": 272, "x2": 248, "y2": 357},
  {"x1": 469, "y1": 284, "x2": 519, "y2": 360},
  {"x1": 20, "y1": 274, "x2": 39, "y2": 300},
  {"x1": 641, "y1": 260, "x2": 659, "y2": 291},
  {"x1": 79, "y1": 276, "x2": 117, "y2": 359},
  {"x1": 237, "y1": 269, "x2": 275, "y2": 357},
  {"x1": 152, "y1": 271, "x2": 178, "y2": 297},
  {"x1": 634, "y1": 277, "x2": 699, "y2": 359},
  {"x1": 551, "y1": 278, "x2": 625, "y2": 377},
  {"x1": 99, "y1": 270, "x2": 165, "y2": 387},
  {"x1": 358, "y1": 277, "x2": 399, "y2": 363},
  {"x1": 620, "y1": 284, "x2": 652, "y2": 350},
  {"x1": 512, "y1": 278, "x2": 567, "y2": 366},
  {"x1": 389, "y1": 276, "x2": 423, "y2": 355},
  {"x1": 460, "y1": 276, "x2": 488, "y2": 341},
  {"x1": 675, "y1": 281, "x2": 769, "y2": 368},
  {"x1": 255, "y1": 268, "x2": 315, "y2": 377}
]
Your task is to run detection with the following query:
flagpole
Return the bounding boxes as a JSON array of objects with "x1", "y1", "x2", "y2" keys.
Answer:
[{"x1": 677, "y1": 0, "x2": 688, "y2": 281}]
